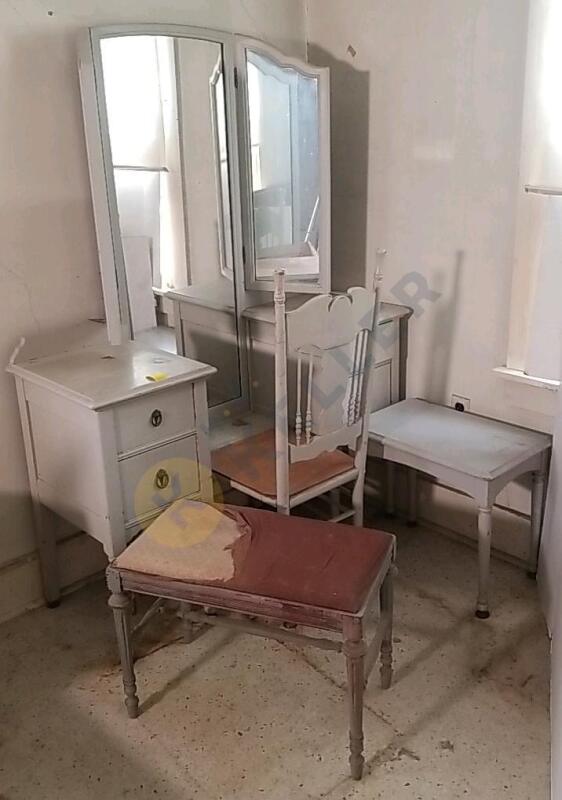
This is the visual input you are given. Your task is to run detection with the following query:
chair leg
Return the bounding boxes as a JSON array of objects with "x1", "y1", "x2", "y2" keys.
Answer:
[
  {"x1": 108, "y1": 591, "x2": 139, "y2": 719},
  {"x1": 343, "y1": 620, "x2": 366, "y2": 780},
  {"x1": 330, "y1": 488, "x2": 341, "y2": 519},
  {"x1": 379, "y1": 571, "x2": 394, "y2": 690},
  {"x1": 352, "y1": 477, "x2": 364, "y2": 527}
]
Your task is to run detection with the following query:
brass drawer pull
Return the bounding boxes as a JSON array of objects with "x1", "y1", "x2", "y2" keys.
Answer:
[
  {"x1": 154, "y1": 468, "x2": 170, "y2": 490},
  {"x1": 150, "y1": 409, "x2": 163, "y2": 427}
]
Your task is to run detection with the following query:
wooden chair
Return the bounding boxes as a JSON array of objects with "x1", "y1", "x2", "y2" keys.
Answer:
[
  {"x1": 106, "y1": 498, "x2": 396, "y2": 780},
  {"x1": 213, "y1": 269, "x2": 382, "y2": 523}
]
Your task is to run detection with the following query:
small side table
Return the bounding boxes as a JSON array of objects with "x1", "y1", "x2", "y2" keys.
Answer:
[{"x1": 368, "y1": 399, "x2": 552, "y2": 618}]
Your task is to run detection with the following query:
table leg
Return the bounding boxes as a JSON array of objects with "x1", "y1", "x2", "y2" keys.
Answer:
[
  {"x1": 528, "y1": 471, "x2": 547, "y2": 579},
  {"x1": 385, "y1": 462, "x2": 395, "y2": 517},
  {"x1": 476, "y1": 507, "x2": 492, "y2": 619},
  {"x1": 407, "y1": 469, "x2": 417, "y2": 527}
]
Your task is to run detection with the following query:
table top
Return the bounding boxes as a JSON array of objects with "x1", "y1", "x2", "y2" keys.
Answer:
[
  {"x1": 8, "y1": 339, "x2": 216, "y2": 410},
  {"x1": 243, "y1": 299, "x2": 413, "y2": 325},
  {"x1": 369, "y1": 399, "x2": 551, "y2": 481}
]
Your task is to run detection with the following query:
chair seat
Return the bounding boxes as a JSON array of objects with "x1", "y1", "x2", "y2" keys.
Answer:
[
  {"x1": 113, "y1": 499, "x2": 394, "y2": 614},
  {"x1": 212, "y1": 428, "x2": 355, "y2": 498}
]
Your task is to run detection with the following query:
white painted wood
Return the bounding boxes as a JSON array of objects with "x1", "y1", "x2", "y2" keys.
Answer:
[
  {"x1": 274, "y1": 270, "x2": 290, "y2": 514},
  {"x1": 226, "y1": 270, "x2": 381, "y2": 522},
  {"x1": 78, "y1": 30, "x2": 129, "y2": 345},
  {"x1": 192, "y1": 380, "x2": 214, "y2": 502},
  {"x1": 7, "y1": 335, "x2": 214, "y2": 597},
  {"x1": 8, "y1": 340, "x2": 215, "y2": 410},
  {"x1": 235, "y1": 38, "x2": 331, "y2": 295},
  {"x1": 114, "y1": 383, "x2": 195, "y2": 454},
  {"x1": 369, "y1": 399, "x2": 551, "y2": 481},
  {"x1": 13, "y1": 378, "x2": 60, "y2": 606},
  {"x1": 119, "y1": 434, "x2": 199, "y2": 523},
  {"x1": 122, "y1": 235, "x2": 157, "y2": 334},
  {"x1": 369, "y1": 398, "x2": 552, "y2": 614},
  {"x1": 242, "y1": 299, "x2": 410, "y2": 417}
]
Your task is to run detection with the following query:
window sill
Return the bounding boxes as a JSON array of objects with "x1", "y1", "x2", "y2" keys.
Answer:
[{"x1": 493, "y1": 366, "x2": 560, "y2": 391}]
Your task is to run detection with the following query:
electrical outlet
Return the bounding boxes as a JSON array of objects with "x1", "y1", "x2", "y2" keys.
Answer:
[{"x1": 451, "y1": 394, "x2": 470, "y2": 412}]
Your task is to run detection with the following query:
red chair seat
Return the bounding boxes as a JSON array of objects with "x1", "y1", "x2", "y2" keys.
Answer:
[{"x1": 212, "y1": 429, "x2": 355, "y2": 497}]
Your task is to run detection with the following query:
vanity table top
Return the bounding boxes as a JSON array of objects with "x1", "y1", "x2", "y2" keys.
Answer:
[
  {"x1": 167, "y1": 279, "x2": 236, "y2": 313},
  {"x1": 242, "y1": 299, "x2": 413, "y2": 325},
  {"x1": 8, "y1": 338, "x2": 216, "y2": 410}
]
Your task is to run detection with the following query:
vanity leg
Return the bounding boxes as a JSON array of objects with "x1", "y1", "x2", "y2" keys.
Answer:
[
  {"x1": 33, "y1": 501, "x2": 61, "y2": 608},
  {"x1": 407, "y1": 469, "x2": 417, "y2": 527},
  {"x1": 528, "y1": 471, "x2": 547, "y2": 579},
  {"x1": 385, "y1": 462, "x2": 395, "y2": 517},
  {"x1": 476, "y1": 507, "x2": 492, "y2": 619}
]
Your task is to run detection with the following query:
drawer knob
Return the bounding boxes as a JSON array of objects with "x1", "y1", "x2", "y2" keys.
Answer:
[
  {"x1": 150, "y1": 409, "x2": 163, "y2": 427},
  {"x1": 154, "y1": 468, "x2": 170, "y2": 490}
]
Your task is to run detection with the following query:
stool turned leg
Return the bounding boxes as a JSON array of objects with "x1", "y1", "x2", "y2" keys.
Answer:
[
  {"x1": 379, "y1": 571, "x2": 394, "y2": 690},
  {"x1": 108, "y1": 591, "x2": 139, "y2": 718},
  {"x1": 528, "y1": 471, "x2": 546, "y2": 579},
  {"x1": 343, "y1": 620, "x2": 366, "y2": 780},
  {"x1": 476, "y1": 507, "x2": 492, "y2": 619}
]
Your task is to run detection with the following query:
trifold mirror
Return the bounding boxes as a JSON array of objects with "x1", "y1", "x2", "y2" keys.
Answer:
[{"x1": 78, "y1": 25, "x2": 330, "y2": 413}]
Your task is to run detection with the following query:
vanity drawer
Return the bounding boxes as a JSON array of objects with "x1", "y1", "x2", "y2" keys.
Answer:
[
  {"x1": 119, "y1": 434, "x2": 200, "y2": 523},
  {"x1": 114, "y1": 384, "x2": 196, "y2": 455}
]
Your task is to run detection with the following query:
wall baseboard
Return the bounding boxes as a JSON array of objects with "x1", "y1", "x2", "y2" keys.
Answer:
[{"x1": 0, "y1": 532, "x2": 107, "y2": 625}]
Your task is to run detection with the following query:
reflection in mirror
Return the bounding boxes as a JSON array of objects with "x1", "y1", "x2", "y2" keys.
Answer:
[
  {"x1": 246, "y1": 49, "x2": 320, "y2": 281},
  {"x1": 100, "y1": 35, "x2": 241, "y2": 407}
]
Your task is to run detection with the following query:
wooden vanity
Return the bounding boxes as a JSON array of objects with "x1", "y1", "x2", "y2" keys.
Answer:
[{"x1": 8, "y1": 327, "x2": 215, "y2": 606}]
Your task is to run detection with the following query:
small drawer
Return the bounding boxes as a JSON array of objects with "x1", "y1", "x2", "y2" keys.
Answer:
[
  {"x1": 119, "y1": 434, "x2": 200, "y2": 524},
  {"x1": 114, "y1": 384, "x2": 195, "y2": 455}
]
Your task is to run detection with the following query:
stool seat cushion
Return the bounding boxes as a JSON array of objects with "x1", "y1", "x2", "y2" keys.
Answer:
[
  {"x1": 212, "y1": 429, "x2": 355, "y2": 497},
  {"x1": 113, "y1": 500, "x2": 394, "y2": 614}
]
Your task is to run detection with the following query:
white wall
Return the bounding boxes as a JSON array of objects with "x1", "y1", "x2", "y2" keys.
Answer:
[
  {"x1": 306, "y1": 0, "x2": 555, "y2": 555},
  {"x1": 0, "y1": 0, "x2": 306, "y2": 623},
  {"x1": 307, "y1": 0, "x2": 530, "y2": 419}
]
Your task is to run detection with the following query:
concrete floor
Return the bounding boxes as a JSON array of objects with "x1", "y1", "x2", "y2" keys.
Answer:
[{"x1": 0, "y1": 522, "x2": 550, "y2": 800}]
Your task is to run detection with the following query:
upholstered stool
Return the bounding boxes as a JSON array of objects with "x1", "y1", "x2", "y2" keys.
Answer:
[{"x1": 106, "y1": 499, "x2": 396, "y2": 780}]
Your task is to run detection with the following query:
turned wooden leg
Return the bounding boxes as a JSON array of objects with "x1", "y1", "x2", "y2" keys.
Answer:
[
  {"x1": 352, "y1": 478, "x2": 364, "y2": 527},
  {"x1": 407, "y1": 469, "x2": 417, "y2": 527},
  {"x1": 476, "y1": 507, "x2": 492, "y2": 619},
  {"x1": 343, "y1": 619, "x2": 366, "y2": 780},
  {"x1": 108, "y1": 591, "x2": 139, "y2": 718},
  {"x1": 379, "y1": 571, "x2": 394, "y2": 689},
  {"x1": 385, "y1": 462, "x2": 395, "y2": 517},
  {"x1": 528, "y1": 471, "x2": 547, "y2": 579}
]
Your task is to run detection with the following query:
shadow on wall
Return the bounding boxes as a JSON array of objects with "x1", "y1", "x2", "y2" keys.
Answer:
[
  {"x1": 307, "y1": 44, "x2": 370, "y2": 290},
  {"x1": 421, "y1": 249, "x2": 463, "y2": 403}
]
